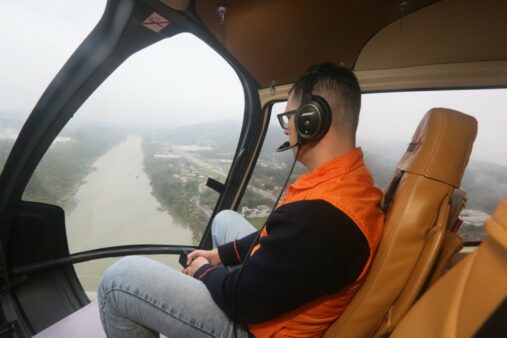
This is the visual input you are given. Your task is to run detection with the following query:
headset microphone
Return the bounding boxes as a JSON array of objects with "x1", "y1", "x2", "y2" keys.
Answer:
[{"x1": 276, "y1": 141, "x2": 300, "y2": 152}]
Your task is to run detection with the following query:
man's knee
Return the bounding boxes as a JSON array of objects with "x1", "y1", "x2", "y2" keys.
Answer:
[
  {"x1": 211, "y1": 209, "x2": 238, "y2": 236},
  {"x1": 99, "y1": 256, "x2": 144, "y2": 297}
]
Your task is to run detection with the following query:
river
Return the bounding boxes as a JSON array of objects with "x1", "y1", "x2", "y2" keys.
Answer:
[{"x1": 66, "y1": 135, "x2": 193, "y2": 298}]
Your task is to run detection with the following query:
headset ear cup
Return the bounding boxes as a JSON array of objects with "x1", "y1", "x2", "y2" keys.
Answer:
[
  {"x1": 312, "y1": 95, "x2": 332, "y2": 139},
  {"x1": 295, "y1": 95, "x2": 332, "y2": 143}
]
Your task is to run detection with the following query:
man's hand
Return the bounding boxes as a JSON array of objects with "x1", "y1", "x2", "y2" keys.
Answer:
[
  {"x1": 182, "y1": 256, "x2": 209, "y2": 277},
  {"x1": 187, "y1": 249, "x2": 221, "y2": 267}
]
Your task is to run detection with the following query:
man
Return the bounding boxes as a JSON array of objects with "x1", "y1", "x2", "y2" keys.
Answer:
[{"x1": 98, "y1": 62, "x2": 384, "y2": 338}]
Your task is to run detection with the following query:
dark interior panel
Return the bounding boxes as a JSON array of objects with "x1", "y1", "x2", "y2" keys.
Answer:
[{"x1": 7, "y1": 202, "x2": 88, "y2": 334}]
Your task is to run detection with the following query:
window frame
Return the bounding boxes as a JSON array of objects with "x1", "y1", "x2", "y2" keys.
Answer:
[{"x1": 0, "y1": 0, "x2": 263, "y2": 277}]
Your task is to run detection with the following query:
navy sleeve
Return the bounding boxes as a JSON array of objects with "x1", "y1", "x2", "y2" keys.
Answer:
[
  {"x1": 193, "y1": 199, "x2": 370, "y2": 324},
  {"x1": 217, "y1": 231, "x2": 260, "y2": 266}
]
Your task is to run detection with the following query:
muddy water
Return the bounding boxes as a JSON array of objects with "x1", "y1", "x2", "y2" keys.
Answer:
[{"x1": 66, "y1": 135, "x2": 193, "y2": 297}]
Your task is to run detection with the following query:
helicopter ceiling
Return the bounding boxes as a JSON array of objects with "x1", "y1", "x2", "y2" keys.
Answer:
[{"x1": 189, "y1": 0, "x2": 507, "y2": 90}]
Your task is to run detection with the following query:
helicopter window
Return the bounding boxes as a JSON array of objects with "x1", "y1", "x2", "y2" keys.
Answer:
[
  {"x1": 358, "y1": 89, "x2": 507, "y2": 244},
  {"x1": 241, "y1": 89, "x2": 506, "y2": 244},
  {"x1": 0, "y1": 0, "x2": 105, "y2": 174},
  {"x1": 22, "y1": 33, "x2": 243, "y2": 296}
]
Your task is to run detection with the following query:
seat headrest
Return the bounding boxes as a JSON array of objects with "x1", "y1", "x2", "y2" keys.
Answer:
[
  {"x1": 486, "y1": 197, "x2": 507, "y2": 249},
  {"x1": 397, "y1": 108, "x2": 477, "y2": 188}
]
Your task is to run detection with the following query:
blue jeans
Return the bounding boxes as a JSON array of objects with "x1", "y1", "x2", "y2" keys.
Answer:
[{"x1": 98, "y1": 210, "x2": 256, "y2": 338}]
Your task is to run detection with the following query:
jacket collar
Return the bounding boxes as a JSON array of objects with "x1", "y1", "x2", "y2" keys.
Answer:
[{"x1": 290, "y1": 148, "x2": 364, "y2": 190}]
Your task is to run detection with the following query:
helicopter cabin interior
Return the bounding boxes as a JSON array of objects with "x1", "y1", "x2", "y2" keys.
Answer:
[{"x1": 0, "y1": 0, "x2": 506, "y2": 337}]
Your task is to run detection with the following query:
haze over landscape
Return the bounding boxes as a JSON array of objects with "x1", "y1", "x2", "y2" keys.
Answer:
[{"x1": 1, "y1": 116, "x2": 505, "y2": 248}]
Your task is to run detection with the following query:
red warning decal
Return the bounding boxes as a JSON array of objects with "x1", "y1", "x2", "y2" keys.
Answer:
[{"x1": 143, "y1": 12, "x2": 170, "y2": 33}]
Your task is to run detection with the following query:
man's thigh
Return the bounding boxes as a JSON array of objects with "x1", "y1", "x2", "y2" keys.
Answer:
[{"x1": 99, "y1": 256, "x2": 249, "y2": 338}]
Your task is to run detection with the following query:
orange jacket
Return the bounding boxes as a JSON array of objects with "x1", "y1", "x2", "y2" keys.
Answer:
[{"x1": 248, "y1": 148, "x2": 384, "y2": 337}]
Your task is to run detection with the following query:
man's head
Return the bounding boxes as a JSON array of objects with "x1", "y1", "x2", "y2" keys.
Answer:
[{"x1": 282, "y1": 62, "x2": 361, "y2": 168}]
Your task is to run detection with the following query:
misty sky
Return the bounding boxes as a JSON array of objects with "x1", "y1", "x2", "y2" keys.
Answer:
[
  {"x1": 0, "y1": 0, "x2": 244, "y2": 127},
  {"x1": 1, "y1": 1, "x2": 506, "y2": 165}
]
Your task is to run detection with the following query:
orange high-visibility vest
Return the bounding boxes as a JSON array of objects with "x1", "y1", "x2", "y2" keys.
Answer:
[{"x1": 249, "y1": 148, "x2": 384, "y2": 337}]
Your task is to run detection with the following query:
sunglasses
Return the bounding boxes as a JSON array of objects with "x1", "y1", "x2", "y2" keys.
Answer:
[{"x1": 276, "y1": 110, "x2": 297, "y2": 129}]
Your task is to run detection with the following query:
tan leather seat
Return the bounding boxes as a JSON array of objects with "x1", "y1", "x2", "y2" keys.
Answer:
[
  {"x1": 391, "y1": 198, "x2": 507, "y2": 338},
  {"x1": 325, "y1": 108, "x2": 477, "y2": 338}
]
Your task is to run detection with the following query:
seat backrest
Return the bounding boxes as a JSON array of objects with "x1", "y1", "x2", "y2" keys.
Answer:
[
  {"x1": 390, "y1": 197, "x2": 507, "y2": 338},
  {"x1": 325, "y1": 108, "x2": 477, "y2": 338}
]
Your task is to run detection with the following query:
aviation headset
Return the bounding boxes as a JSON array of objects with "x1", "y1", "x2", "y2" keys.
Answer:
[{"x1": 294, "y1": 73, "x2": 333, "y2": 145}]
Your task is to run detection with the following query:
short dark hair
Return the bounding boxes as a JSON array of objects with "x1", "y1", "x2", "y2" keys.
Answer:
[{"x1": 290, "y1": 62, "x2": 361, "y2": 136}]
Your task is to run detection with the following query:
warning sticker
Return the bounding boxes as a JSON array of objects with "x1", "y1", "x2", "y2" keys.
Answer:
[{"x1": 143, "y1": 12, "x2": 170, "y2": 33}]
